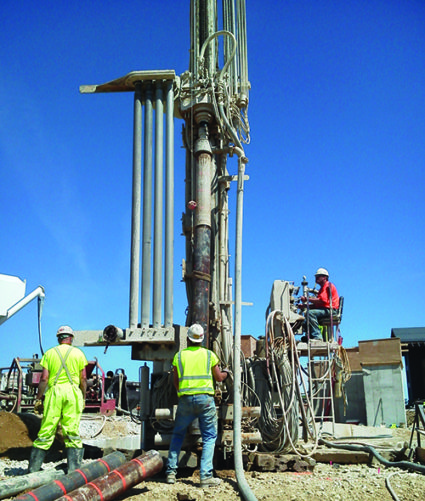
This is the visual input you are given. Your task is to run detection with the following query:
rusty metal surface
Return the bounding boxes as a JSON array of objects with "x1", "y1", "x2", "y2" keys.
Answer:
[
  {"x1": 14, "y1": 451, "x2": 127, "y2": 501},
  {"x1": 193, "y1": 225, "x2": 211, "y2": 337},
  {"x1": 221, "y1": 429, "x2": 262, "y2": 445},
  {"x1": 16, "y1": 451, "x2": 125, "y2": 501},
  {"x1": 54, "y1": 450, "x2": 163, "y2": 501},
  {"x1": 192, "y1": 146, "x2": 213, "y2": 341}
]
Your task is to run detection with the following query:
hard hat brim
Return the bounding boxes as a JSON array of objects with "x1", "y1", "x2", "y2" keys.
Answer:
[{"x1": 187, "y1": 335, "x2": 204, "y2": 343}]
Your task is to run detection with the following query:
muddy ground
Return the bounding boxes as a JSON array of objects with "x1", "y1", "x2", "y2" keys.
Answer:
[{"x1": 1, "y1": 412, "x2": 425, "y2": 500}]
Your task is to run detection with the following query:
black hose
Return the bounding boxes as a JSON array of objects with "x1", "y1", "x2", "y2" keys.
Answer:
[{"x1": 319, "y1": 438, "x2": 425, "y2": 474}]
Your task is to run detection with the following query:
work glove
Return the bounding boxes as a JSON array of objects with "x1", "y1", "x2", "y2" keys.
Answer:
[
  {"x1": 222, "y1": 367, "x2": 233, "y2": 379},
  {"x1": 34, "y1": 399, "x2": 44, "y2": 415}
]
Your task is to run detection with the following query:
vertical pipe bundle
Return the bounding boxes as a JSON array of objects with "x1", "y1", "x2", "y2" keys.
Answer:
[{"x1": 133, "y1": 79, "x2": 174, "y2": 331}]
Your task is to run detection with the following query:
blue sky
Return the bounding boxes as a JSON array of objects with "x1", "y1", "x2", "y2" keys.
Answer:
[{"x1": 1, "y1": 0, "x2": 424, "y2": 382}]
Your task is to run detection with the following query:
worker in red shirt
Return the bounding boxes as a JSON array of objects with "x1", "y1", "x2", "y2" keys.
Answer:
[{"x1": 299, "y1": 268, "x2": 339, "y2": 341}]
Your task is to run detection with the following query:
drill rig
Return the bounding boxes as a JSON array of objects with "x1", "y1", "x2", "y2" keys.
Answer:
[{"x1": 75, "y1": 0, "x2": 344, "y2": 462}]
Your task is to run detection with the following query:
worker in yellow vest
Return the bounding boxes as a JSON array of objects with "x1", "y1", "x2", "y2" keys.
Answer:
[
  {"x1": 28, "y1": 325, "x2": 88, "y2": 473},
  {"x1": 166, "y1": 324, "x2": 229, "y2": 488}
]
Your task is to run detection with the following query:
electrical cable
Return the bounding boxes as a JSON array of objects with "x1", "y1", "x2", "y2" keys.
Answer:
[
  {"x1": 337, "y1": 345, "x2": 351, "y2": 382},
  {"x1": 130, "y1": 405, "x2": 142, "y2": 424},
  {"x1": 150, "y1": 372, "x2": 175, "y2": 433},
  {"x1": 253, "y1": 310, "x2": 325, "y2": 456},
  {"x1": 250, "y1": 310, "x2": 321, "y2": 455},
  {"x1": 281, "y1": 315, "x2": 320, "y2": 455},
  {"x1": 386, "y1": 472, "x2": 401, "y2": 501},
  {"x1": 385, "y1": 471, "x2": 408, "y2": 501}
]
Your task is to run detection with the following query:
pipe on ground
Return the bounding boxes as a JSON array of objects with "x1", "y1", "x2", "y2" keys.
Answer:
[
  {"x1": 14, "y1": 451, "x2": 126, "y2": 501},
  {"x1": 54, "y1": 450, "x2": 163, "y2": 501},
  {"x1": 0, "y1": 469, "x2": 65, "y2": 500}
]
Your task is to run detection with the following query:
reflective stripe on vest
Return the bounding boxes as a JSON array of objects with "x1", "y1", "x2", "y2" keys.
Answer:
[
  {"x1": 177, "y1": 349, "x2": 214, "y2": 395},
  {"x1": 53, "y1": 346, "x2": 74, "y2": 385}
]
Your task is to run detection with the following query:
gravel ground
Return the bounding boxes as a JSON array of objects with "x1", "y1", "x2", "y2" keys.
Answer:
[
  {"x1": 2, "y1": 460, "x2": 423, "y2": 501},
  {"x1": 1, "y1": 415, "x2": 425, "y2": 501},
  {"x1": 124, "y1": 464, "x2": 425, "y2": 501}
]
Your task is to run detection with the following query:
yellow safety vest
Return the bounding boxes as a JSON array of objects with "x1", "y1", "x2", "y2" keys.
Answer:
[
  {"x1": 41, "y1": 344, "x2": 87, "y2": 387},
  {"x1": 174, "y1": 346, "x2": 219, "y2": 397}
]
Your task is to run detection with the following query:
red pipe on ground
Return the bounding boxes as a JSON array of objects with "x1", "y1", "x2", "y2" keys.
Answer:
[
  {"x1": 14, "y1": 451, "x2": 127, "y2": 501},
  {"x1": 55, "y1": 450, "x2": 163, "y2": 501}
]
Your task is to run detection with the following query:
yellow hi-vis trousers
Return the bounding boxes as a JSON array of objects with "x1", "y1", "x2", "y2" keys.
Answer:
[{"x1": 33, "y1": 383, "x2": 84, "y2": 450}]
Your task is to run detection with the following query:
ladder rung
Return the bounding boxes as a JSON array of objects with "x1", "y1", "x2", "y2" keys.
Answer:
[{"x1": 308, "y1": 342, "x2": 335, "y2": 427}]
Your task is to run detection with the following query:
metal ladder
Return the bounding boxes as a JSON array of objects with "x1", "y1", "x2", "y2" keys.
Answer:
[{"x1": 307, "y1": 341, "x2": 335, "y2": 435}]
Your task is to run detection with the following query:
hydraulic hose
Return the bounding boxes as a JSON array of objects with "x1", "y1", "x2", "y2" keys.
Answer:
[
  {"x1": 198, "y1": 30, "x2": 237, "y2": 79},
  {"x1": 319, "y1": 438, "x2": 425, "y2": 474}
]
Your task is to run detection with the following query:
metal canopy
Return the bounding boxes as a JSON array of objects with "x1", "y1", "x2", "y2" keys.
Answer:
[
  {"x1": 79, "y1": 70, "x2": 176, "y2": 94},
  {"x1": 391, "y1": 327, "x2": 425, "y2": 343}
]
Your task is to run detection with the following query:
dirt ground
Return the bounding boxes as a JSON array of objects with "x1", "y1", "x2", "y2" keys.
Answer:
[
  {"x1": 0, "y1": 411, "x2": 64, "y2": 460},
  {"x1": 0, "y1": 412, "x2": 35, "y2": 452},
  {"x1": 1, "y1": 412, "x2": 425, "y2": 500}
]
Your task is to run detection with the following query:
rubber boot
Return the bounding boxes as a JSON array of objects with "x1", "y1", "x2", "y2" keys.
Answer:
[
  {"x1": 28, "y1": 447, "x2": 47, "y2": 473},
  {"x1": 66, "y1": 447, "x2": 84, "y2": 472}
]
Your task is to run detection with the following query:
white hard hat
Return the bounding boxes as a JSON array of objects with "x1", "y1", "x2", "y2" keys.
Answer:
[
  {"x1": 57, "y1": 325, "x2": 74, "y2": 337},
  {"x1": 187, "y1": 323, "x2": 204, "y2": 343},
  {"x1": 315, "y1": 267, "x2": 329, "y2": 277}
]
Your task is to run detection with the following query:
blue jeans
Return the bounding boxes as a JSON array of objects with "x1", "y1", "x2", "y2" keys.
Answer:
[
  {"x1": 305, "y1": 308, "x2": 330, "y2": 339},
  {"x1": 166, "y1": 394, "x2": 217, "y2": 480}
]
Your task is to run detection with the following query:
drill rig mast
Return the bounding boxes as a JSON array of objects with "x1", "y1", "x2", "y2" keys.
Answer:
[
  {"x1": 76, "y1": 0, "x2": 255, "y2": 452},
  {"x1": 181, "y1": 0, "x2": 249, "y2": 358},
  {"x1": 76, "y1": 0, "x2": 333, "y2": 462}
]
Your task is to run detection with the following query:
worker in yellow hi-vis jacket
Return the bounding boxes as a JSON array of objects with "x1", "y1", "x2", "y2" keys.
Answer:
[
  {"x1": 28, "y1": 325, "x2": 88, "y2": 473},
  {"x1": 165, "y1": 324, "x2": 230, "y2": 488}
]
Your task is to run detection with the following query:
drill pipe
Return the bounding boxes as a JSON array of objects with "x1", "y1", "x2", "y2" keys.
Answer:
[
  {"x1": 0, "y1": 469, "x2": 65, "y2": 500},
  {"x1": 192, "y1": 146, "x2": 212, "y2": 341},
  {"x1": 14, "y1": 451, "x2": 126, "y2": 501},
  {"x1": 54, "y1": 450, "x2": 163, "y2": 501}
]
